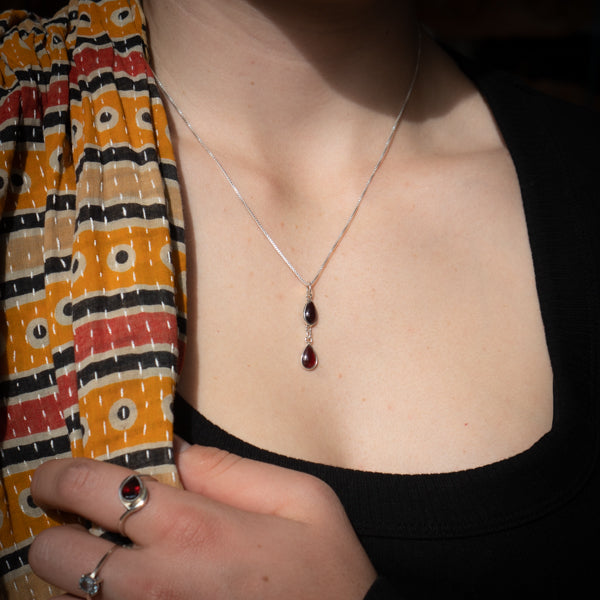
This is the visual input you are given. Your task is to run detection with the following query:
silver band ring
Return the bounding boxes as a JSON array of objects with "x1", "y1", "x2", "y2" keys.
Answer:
[
  {"x1": 117, "y1": 473, "x2": 154, "y2": 536},
  {"x1": 79, "y1": 544, "x2": 118, "y2": 599}
]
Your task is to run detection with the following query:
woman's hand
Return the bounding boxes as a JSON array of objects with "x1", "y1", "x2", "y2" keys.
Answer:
[{"x1": 29, "y1": 440, "x2": 377, "y2": 599}]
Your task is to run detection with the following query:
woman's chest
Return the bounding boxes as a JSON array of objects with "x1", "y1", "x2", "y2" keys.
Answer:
[{"x1": 175, "y1": 146, "x2": 554, "y2": 474}]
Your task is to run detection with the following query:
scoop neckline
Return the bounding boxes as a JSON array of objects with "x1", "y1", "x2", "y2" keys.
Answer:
[
  {"x1": 175, "y1": 367, "x2": 592, "y2": 539},
  {"x1": 175, "y1": 60, "x2": 599, "y2": 539}
]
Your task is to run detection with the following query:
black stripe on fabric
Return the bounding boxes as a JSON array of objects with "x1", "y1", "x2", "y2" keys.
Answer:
[
  {"x1": 0, "y1": 544, "x2": 29, "y2": 578},
  {"x1": 105, "y1": 445, "x2": 174, "y2": 471},
  {"x1": 64, "y1": 411, "x2": 81, "y2": 436},
  {"x1": 177, "y1": 315, "x2": 187, "y2": 337},
  {"x1": 0, "y1": 123, "x2": 44, "y2": 144},
  {"x1": 0, "y1": 195, "x2": 75, "y2": 234},
  {"x1": 0, "y1": 367, "x2": 55, "y2": 399},
  {"x1": 45, "y1": 255, "x2": 71, "y2": 276},
  {"x1": 77, "y1": 351, "x2": 177, "y2": 389},
  {"x1": 0, "y1": 434, "x2": 71, "y2": 467},
  {"x1": 70, "y1": 71, "x2": 151, "y2": 101},
  {"x1": 34, "y1": 39, "x2": 48, "y2": 56},
  {"x1": 75, "y1": 145, "x2": 160, "y2": 176},
  {"x1": 72, "y1": 288, "x2": 176, "y2": 321},
  {"x1": 18, "y1": 20, "x2": 45, "y2": 38},
  {"x1": 147, "y1": 81, "x2": 164, "y2": 102},
  {"x1": 33, "y1": 12, "x2": 69, "y2": 35},
  {"x1": 0, "y1": 210, "x2": 44, "y2": 235},
  {"x1": 73, "y1": 32, "x2": 145, "y2": 56},
  {"x1": 43, "y1": 108, "x2": 70, "y2": 130},
  {"x1": 0, "y1": 81, "x2": 26, "y2": 104},
  {"x1": 0, "y1": 83, "x2": 17, "y2": 103},
  {"x1": 41, "y1": 62, "x2": 71, "y2": 83},
  {"x1": 159, "y1": 161, "x2": 179, "y2": 182},
  {"x1": 169, "y1": 222, "x2": 185, "y2": 244},
  {"x1": 0, "y1": 271, "x2": 45, "y2": 301},
  {"x1": 76, "y1": 201, "x2": 169, "y2": 226},
  {"x1": 47, "y1": 192, "x2": 76, "y2": 212},
  {"x1": 52, "y1": 345, "x2": 75, "y2": 372},
  {"x1": 0, "y1": 63, "x2": 71, "y2": 98}
]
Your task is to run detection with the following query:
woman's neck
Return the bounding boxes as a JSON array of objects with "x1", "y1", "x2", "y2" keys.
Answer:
[{"x1": 143, "y1": 0, "x2": 420, "y2": 163}]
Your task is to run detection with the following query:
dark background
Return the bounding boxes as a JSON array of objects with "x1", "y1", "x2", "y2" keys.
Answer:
[{"x1": 1, "y1": 0, "x2": 599, "y2": 110}]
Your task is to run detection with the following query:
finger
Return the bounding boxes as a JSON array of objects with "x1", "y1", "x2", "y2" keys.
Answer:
[
  {"x1": 31, "y1": 458, "x2": 161, "y2": 538},
  {"x1": 175, "y1": 444, "x2": 340, "y2": 521},
  {"x1": 31, "y1": 457, "x2": 227, "y2": 546},
  {"x1": 31, "y1": 521, "x2": 241, "y2": 600},
  {"x1": 29, "y1": 525, "x2": 120, "y2": 597},
  {"x1": 30, "y1": 526, "x2": 165, "y2": 600}
]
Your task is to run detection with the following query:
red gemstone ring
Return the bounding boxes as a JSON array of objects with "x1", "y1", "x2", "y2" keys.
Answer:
[{"x1": 117, "y1": 473, "x2": 154, "y2": 536}]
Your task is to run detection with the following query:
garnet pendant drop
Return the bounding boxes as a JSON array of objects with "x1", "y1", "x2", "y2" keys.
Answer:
[
  {"x1": 301, "y1": 344, "x2": 318, "y2": 370},
  {"x1": 303, "y1": 301, "x2": 318, "y2": 326},
  {"x1": 302, "y1": 287, "x2": 318, "y2": 370}
]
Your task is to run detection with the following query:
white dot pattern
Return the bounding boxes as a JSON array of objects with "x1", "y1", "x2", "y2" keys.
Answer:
[{"x1": 0, "y1": 2, "x2": 187, "y2": 596}]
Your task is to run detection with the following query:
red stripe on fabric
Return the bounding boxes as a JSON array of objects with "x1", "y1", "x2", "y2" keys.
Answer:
[
  {"x1": 0, "y1": 80, "x2": 69, "y2": 125},
  {"x1": 47, "y1": 78, "x2": 70, "y2": 110},
  {"x1": 0, "y1": 89, "x2": 19, "y2": 122},
  {"x1": 0, "y1": 86, "x2": 41, "y2": 121},
  {"x1": 74, "y1": 46, "x2": 148, "y2": 77},
  {"x1": 2, "y1": 394, "x2": 67, "y2": 440},
  {"x1": 74, "y1": 312, "x2": 178, "y2": 359},
  {"x1": 56, "y1": 370, "x2": 78, "y2": 413}
]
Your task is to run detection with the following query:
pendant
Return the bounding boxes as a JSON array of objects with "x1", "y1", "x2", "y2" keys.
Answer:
[{"x1": 301, "y1": 286, "x2": 318, "y2": 370}]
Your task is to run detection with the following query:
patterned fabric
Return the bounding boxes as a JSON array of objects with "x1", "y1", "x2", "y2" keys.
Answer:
[{"x1": 0, "y1": 1, "x2": 186, "y2": 597}]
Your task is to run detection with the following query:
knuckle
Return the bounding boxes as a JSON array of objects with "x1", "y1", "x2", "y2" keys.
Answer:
[
  {"x1": 298, "y1": 471, "x2": 338, "y2": 503},
  {"x1": 55, "y1": 459, "x2": 99, "y2": 501},
  {"x1": 190, "y1": 446, "x2": 244, "y2": 481},
  {"x1": 138, "y1": 573, "x2": 180, "y2": 600},
  {"x1": 161, "y1": 504, "x2": 221, "y2": 551},
  {"x1": 289, "y1": 472, "x2": 344, "y2": 521},
  {"x1": 28, "y1": 528, "x2": 55, "y2": 574}
]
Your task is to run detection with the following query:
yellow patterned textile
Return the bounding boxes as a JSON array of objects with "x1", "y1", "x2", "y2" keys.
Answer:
[{"x1": 0, "y1": 1, "x2": 186, "y2": 597}]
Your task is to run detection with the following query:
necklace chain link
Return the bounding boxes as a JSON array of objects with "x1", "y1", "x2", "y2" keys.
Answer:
[
  {"x1": 153, "y1": 30, "x2": 422, "y2": 369},
  {"x1": 153, "y1": 31, "x2": 422, "y2": 290}
]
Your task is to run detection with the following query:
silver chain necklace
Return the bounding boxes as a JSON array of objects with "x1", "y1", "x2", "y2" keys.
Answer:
[{"x1": 154, "y1": 33, "x2": 421, "y2": 371}]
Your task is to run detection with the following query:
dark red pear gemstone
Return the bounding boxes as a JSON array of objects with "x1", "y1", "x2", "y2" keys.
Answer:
[
  {"x1": 301, "y1": 344, "x2": 318, "y2": 370},
  {"x1": 120, "y1": 475, "x2": 142, "y2": 500},
  {"x1": 303, "y1": 301, "x2": 318, "y2": 326}
]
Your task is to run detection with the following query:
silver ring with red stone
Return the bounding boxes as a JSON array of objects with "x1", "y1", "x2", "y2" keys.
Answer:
[
  {"x1": 117, "y1": 473, "x2": 154, "y2": 536},
  {"x1": 78, "y1": 544, "x2": 118, "y2": 599}
]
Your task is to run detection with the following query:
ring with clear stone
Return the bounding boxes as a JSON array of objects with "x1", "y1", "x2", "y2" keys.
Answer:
[{"x1": 78, "y1": 544, "x2": 119, "y2": 599}]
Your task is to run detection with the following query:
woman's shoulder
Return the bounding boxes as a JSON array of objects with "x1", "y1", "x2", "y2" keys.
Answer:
[
  {"x1": 459, "y1": 52, "x2": 599, "y2": 174},
  {"x1": 452, "y1": 50, "x2": 599, "y2": 263}
]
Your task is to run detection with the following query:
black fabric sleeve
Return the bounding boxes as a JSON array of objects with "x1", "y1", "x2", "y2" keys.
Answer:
[{"x1": 363, "y1": 577, "x2": 404, "y2": 599}]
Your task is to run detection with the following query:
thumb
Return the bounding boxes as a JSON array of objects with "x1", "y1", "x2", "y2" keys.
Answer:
[{"x1": 175, "y1": 442, "x2": 338, "y2": 522}]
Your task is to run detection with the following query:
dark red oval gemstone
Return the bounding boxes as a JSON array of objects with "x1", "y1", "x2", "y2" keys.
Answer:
[
  {"x1": 121, "y1": 475, "x2": 142, "y2": 500},
  {"x1": 303, "y1": 301, "x2": 318, "y2": 326},
  {"x1": 301, "y1": 345, "x2": 318, "y2": 370}
]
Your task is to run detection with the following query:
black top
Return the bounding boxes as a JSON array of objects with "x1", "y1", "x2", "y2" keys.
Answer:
[{"x1": 175, "y1": 61, "x2": 600, "y2": 599}]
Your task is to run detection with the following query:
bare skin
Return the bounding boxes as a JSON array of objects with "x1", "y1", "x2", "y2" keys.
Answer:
[
  {"x1": 29, "y1": 1, "x2": 554, "y2": 597},
  {"x1": 30, "y1": 446, "x2": 377, "y2": 599},
  {"x1": 145, "y1": 0, "x2": 553, "y2": 473}
]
